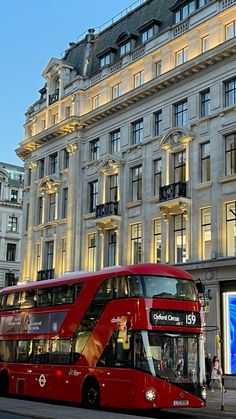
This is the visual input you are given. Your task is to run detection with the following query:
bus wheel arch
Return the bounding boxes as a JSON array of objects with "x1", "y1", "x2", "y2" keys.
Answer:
[
  {"x1": 82, "y1": 376, "x2": 100, "y2": 408},
  {"x1": 0, "y1": 369, "x2": 9, "y2": 396}
]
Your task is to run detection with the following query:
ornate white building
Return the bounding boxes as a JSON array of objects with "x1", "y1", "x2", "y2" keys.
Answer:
[
  {"x1": 0, "y1": 162, "x2": 24, "y2": 288},
  {"x1": 17, "y1": 0, "x2": 236, "y2": 379}
]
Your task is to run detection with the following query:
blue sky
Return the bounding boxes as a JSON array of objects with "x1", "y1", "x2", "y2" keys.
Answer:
[{"x1": 0, "y1": 0, "x2": 136, "y2": 166}]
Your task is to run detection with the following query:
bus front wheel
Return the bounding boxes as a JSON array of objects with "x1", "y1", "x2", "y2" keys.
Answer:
[{"x1": 82, "y1": 378, "x2": 100, "y2": 408}]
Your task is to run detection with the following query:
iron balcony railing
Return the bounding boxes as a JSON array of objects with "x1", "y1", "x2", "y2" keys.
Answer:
[
  {"x1": 96, "y1": 201, "x2": 119, "y2": 218},
  {"x1": 37, "y1": 269, "x2": 55, "y2": 281},
  {"x1": 48, "y1": 89, "x2": 59, "y2": 105},
  {"x1": 159, "y1": 181, "x2": 187, "y2": 202}
]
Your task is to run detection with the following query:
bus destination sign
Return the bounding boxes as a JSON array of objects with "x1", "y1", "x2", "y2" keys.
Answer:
[{"x1": 150, "y1": 309, "x2": 201, "y2": 327}]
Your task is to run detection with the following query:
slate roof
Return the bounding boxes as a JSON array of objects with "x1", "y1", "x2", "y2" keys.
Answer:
[{"x1": 63, "y1": 0, "x2": 176, "y2": 78}]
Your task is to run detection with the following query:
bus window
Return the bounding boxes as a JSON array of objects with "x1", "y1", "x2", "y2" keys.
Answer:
[
  {"x1": 0, "y1": 340, "x2": 16, "y2": 362},
  {"x1": 128, "y1": 276, "x2": 143, "y2": 297},
  {"x1": 16, "y1": 341, "x2": 31, "y2": 363},
  {"x1": 49, "y1": 339, "x2": 72, "y2": 364},
  {"x1": 20, "y1": 290, "x2": 37, "y2": 309},
  {"x1": 37, "y1": 288, "x2": 52, "y2": 306},
  {"x1": 74, "y1": 283, "x2": 83, "y2": 300},
  {"x1": 0, "y1": 294, "x2": 3, "y2": 309},
  {"x1": 94, "y1": 278, "x2": 116, "y2": 300},
  {"x1": 52, "y1": 285, "x2": 74, "y2": 305},
  {"x1": 117, "y1": 276, "x2": 129, "y2": 298},
  {"x1": 2, "y1": 292, "x2": 20, "y2": 310},
  {"x1": 33, "y1": 340, "x2": 50, "y2": 363}
]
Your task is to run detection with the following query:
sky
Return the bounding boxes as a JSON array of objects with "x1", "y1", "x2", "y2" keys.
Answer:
[{"x1": 0, "y1": 0, "x2": 137, "y2": 166}]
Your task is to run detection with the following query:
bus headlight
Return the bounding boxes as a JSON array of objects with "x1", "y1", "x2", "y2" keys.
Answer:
[
  {"x1": 201, "y1": 386, "x2": 207, "y2": 400},
  {"x1": 145, "y1": 388, "x2": 156, "y2": 402}
]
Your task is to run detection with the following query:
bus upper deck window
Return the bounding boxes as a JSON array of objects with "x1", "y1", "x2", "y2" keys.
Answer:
[
  {"x1": 20, "y1": 290, "x2": 36, "y2": 309},
  {"x1": 128, "y1": 276, "x2": 143, "y2": 297},
  {"x1": 3, "y1": 292, "x2": 20, "y2": 309},
  {"x1": 37, "y1": 288, "x2": 52, "y2": 306},
  {"x1": 53, "y1": 285, "x2": 74, "y2": 305}
]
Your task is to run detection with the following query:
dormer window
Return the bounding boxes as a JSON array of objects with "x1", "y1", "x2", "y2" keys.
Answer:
[
  {"x1": 97, "y1": 47, "x2": 116, "y2": 68},
  {"x1": 116, "y1": 32, "x2": 136, "y2": 57},
  {"x1": 100, "y1": 53, "x2": 111, "y2": 68},
  {"x1": 137, "y1": 19, "x2": 160, "y2": 44},
  {"x1": 172, "y1": 0, "x2": 198, "y2": 24},
  {"x1": 120, "y1": 40, "x2": 131, "y2": 56}
]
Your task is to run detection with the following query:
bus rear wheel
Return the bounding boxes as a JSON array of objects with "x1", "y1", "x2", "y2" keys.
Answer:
[
  {"x1": 0, "y1": 371, "x2": 9, "y2": 396},
  {"x1": 82, "y1": 378, "x2": 100, "y2": 408}
]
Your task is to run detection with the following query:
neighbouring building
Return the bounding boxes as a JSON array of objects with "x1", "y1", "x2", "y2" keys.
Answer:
[
  {"x1": 16, "y1": 0, "x2": 236, "y2": 381},
  {"x1": 0, "y1": 162, "x2": 24, "y2": 288}
]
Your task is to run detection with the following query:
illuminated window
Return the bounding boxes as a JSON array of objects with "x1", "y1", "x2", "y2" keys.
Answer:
[
  {"x1": 112, "y1": 83, "x2": 121, "y2": 99},
  {"x1": 10, "y1": 190, "x2": 18, "y2": 202},
  {"x1": 108, "y1": 230, "x2": 116, "y2": 266},
  {"x1": 8, "y1": 216, "x2": 17, "y2": 232},
  {"x1": 154, "y1": 219, "x2": 161, "y2": 262},
  {"x1": 174, "y1": 100, "x2": 188, "y2": 127},
  {"x1": 226, "y1": 202, "x2": 236, "y2": 256},
  {"x1": 109, "y1": 174, "x2": 118, "y2": 202},
  {"x1": 134, "y1": 71, "x2": 144, "y2": 88},
  {"x1": 225, "y1": 133, "x2": 236, "y2": 176},
  {"x1": 131, "y1": 165, "x2": 142, "y2": 201},
  {"x1": 201, "y1": 142, "x2": 210, "y2": 182},
  {"x1": 201, "y1": 208, "x2": 211, "y2": 260},
  {"x1": 110, "y1": 129, "x2": 120, "y2": 153},
  {"x1": 88, "y1": 233, "x2": 96, "y2": 271},
  {"x1": 200, "y1": 89, "x2": 210, "y2": 117},
  {"x1": 131, "y1": 223, "x2": 142, "y2": 264},
  {"x1": 174, "y1": 214, "x2": 186, "y2": 263},
  {"x1": 225, "y1": 21, "x2": 236, "y2": 40},
  {"x1": 132, "y1": 119, "x2": 143, "y2": 144},
  {"x1": 154, "y1": 159, "x2": 162, "y2": 197},
  {"x1": 175, "y1": 47, "x2": 188, "y2": 66},
  {"x1": 174, "y1": 151, "x2": 186, "y2": 182},
  {"x1": 225, "y1": 78, "x2": 236, "y2": 107}
]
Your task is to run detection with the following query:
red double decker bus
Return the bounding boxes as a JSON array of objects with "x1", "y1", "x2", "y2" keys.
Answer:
[{"x1": 0, "y1": 263, "x2": 206, "y2": 410}]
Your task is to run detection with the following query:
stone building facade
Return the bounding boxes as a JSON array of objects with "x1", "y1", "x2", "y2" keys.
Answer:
[
  {"x1": 0, "y1": 162, "x2": 24, "y2": 288},
  {"x1": 17, "y1": 0, "x2": 236, "y2": 379}
]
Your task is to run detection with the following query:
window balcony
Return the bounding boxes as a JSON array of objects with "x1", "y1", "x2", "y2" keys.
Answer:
[
  {"x1": 48, "y1": 89, "x2": 59, "y2": 105},
  {"x1": 160, "y1": 181, "x2": 187, "y2": 202},
  {"x1": 96, "y1": 201, "x2": 119, "y2": 218},
  {"x1": 37, "y1": 269, "x2": 55, "y2": 281}
]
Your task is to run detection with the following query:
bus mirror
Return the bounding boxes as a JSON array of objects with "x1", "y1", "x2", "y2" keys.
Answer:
[{"x1": 123, "y1": 335, "x2": 130, "y2": 350}]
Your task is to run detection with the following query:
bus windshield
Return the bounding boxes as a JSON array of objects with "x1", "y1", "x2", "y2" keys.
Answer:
[
  {"x1": 135, "y1": 331, "x2": 199, "y2": 385},
  {"x1": 140, "y1": 275, "x2": 198, "y2": 301}
]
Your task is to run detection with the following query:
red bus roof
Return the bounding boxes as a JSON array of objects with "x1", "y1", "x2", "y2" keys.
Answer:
[{"x1": 0, "y1": 263, "x2": 193, "y2": 295}]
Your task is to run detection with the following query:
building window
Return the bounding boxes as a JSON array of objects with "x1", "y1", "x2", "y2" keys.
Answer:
[
  {"x1": 89, "y1": 180, "x2": 98, "y2": 213},
  {"x1": 225, "y1": 78, "x2": 236, "y2": 107},
  {"x1": 52, "y1": 114, "x2": 58, "y2": 125},
  {"x1": 63, "y1": 149, "x2": 70, "y2": 169},
  {"x1": 175, "y1": 100, "x2": 188, "y2": 127},
  {"x1": 108, "y1": 230, "x2": 116, "y2": 266},
  {"x1": 175, "y1": 47, "x2": 188, "y2": 66},
  {"x1": 10, "y1": 190, "x2": 18, "y2": 202},
  {"x1": 132, "y1": 119, "x2": 143, "y2": 144},
  {"x1": 201, "y1": 89, "x2": 210, "y2": 117},
  {"x1": 226, "y1": 202, "x2": 236, "y2": 256},
  {"x1": 225, "y1": 21, "x2": 236, "y2": 40},
  {"x1": 37, "y1": 197, "x2": 43, "y2": 225},
  {"x1": 154, "y1": 159, "x2": 162, "y2": 197},
  {"x1": 131, "y1": 165, "x2": 142, "y2": 201},
  {"x1": 154, "y1": 219, "x2": 161, "y2": 263},
  {"x1": 109, "y1": 174, "x2": 118, "y2": 202},
  {"x1": 120, "y1": 41, "x2": 131, "y2": 55},
  {"x1": 38, "y1": 158, "x2": 45, "y2": 179},
  {"x1": 201, "y1": 142, "x2": 210, "y2": 182},
  {"x1": 25, "y1": 203, "x2": 29, "y2": 231},
  {"x1": 225, "y1": 133, "x2": 236, "y2": 176},
  {"x1": 88, "y1": 233, "x2": 96, "y2": 271},
  {"x1": 36, "y1": 243, "x2": 41, "y2": 272},
  {"x1": 110, "y1": 129, "x2": 120, "y2": 154},
  {"x1": 49, "y1": 153, "x2": 57, "y2": 175},
  {"x1": 45, "y1": 241, "x2": 54, "y2": 270},
  {"x1": 154, "y1": 110, "x2": 162, "y2": 136},
  {"x1": 5, "y1": 272, "x2": 16, "y2": 287},
  {"x1": 65, "y1": 106, "x2": 71, "y2": 119},
  {"x1": 174, "y1": 214, "x2": 186, "y2": 264},
  {"x1": 201, "y1": 208, "x2": 211, "y2": 260},
  {"x1": 100, "y1": 54, "x2": 111, "y2": 67},
  {"x1": 201, "y1": 35, "x2": 209, "y2": 52},
  {"x1": 8, "y1": 216, "x2": 18, "y2": 232},
  {"x1": 134, "y1": 71, "x2": 144, "y2": 88},
  {"x1": 61, "y1": 238, "x2": 66, "y2": 273},
  {"x1": 6, "y1": 243, "x2": 16, "y2": 261},
  {"x1": 112, "y1": 83, "x2": 121, "y2": 99},
  {"x1": 174, "y1": 151, "x2": 186, "y2": 182},
  {"x1": 174, "y1": 0, "x2": 196, "y2": 23},
  {"x1": 92, "y1": 94, "x2": 101, "y2": 109},
  {"x1": 155, "y1": 61, "x2": 162, "y2": 77},
  {"x1": 131, "y1": 223, "x2": 142, "y2": 264},
  {"x1": 62, "y1": 188, "x2": 68, "y2": 218},
  {"x1": 90, "y1": 138, "x2": 100, "y2": 161},
  {"x1": 48, "y1": 193, "x2": 56, "y2": 221},
  {"x1": 141, "y1": 25, "x2": 154, "y2": 43}
]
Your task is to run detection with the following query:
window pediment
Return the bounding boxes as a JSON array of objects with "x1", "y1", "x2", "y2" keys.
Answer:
[
  {"x1": 99, "y1": 155, "x2": 125, "y2": 174},
  {"x1": 160, "y1": 128, "x2": 193, "y2": 150},
  {"x1": 39, "y1": 176, "x2": 61, "y2": 195}
]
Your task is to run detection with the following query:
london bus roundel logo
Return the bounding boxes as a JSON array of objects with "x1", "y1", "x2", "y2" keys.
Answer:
[{"x1": 38, "y1": 374, "x2": 46, "y2": 387}]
